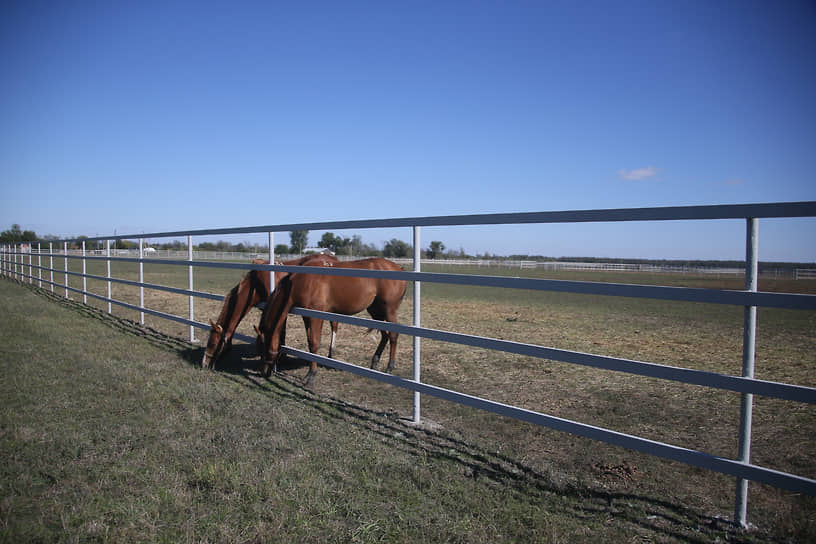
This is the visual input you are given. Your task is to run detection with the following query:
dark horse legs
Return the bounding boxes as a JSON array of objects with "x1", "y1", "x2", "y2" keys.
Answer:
[{"x1": 367, "y1": 300, "x2": 400, "y2": 373}]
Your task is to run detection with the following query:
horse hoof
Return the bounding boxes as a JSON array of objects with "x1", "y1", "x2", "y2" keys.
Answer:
[
  {"x1": 304, "y1": 373, "x2": 316, "y2": 389},
  {"x1": 385, "y1": 361, "x2": 395, "y2": 374}
]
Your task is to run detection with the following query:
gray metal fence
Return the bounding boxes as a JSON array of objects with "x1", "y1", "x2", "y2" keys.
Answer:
[{"x1": 2, "y1": 201, "x2": 816, "y2": 528}]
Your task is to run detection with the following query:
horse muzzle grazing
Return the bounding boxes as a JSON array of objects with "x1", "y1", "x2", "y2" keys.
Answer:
[{"x1": 201, "y1": 320, "x2": 224, "y2": 369}]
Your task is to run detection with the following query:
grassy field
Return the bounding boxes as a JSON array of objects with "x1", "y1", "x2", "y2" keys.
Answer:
[{"x1": 2, "y1": 260, "x2": 815, "y2": 541}]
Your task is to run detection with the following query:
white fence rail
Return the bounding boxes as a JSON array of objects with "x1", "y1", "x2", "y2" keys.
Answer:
[{"x1": 2, "y1": 201, "x2": 816, "y2": 528}]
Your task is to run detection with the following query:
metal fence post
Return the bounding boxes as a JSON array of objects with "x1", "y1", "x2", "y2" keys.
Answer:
[
  {"x1": 735, "y1": 217, "x2": 759, "y2": 527},
  {"x1": 81, "y1": 240, "x2": 87, "y2": 304},
  {"x1": 49, "y1": 242, "x2": 54, "y2": 292},
  {"x1": 63, "y1": 242, "x2": 68, "y2": 298},
  {"x1": 106, "y1": 239, "x2": 112, "y2": 314},
  {"x1": 37, "y1": 243, "x2": 42, "y2": 288},
  {"x1": 269, "y1": 232, "x2": 275, "y2": 293},
  {"x1": 188, "y1": 235, "x2": 195, "y2": 342},
  {"x1": 28, "y1": 245, "x2": 33, "y2": 284},
  {"x1": 139, "y1": 239, "x2": 145, "y2": 325},
  {"x1": 413, "y1": 225, "x2": 422, "y2": 424}
]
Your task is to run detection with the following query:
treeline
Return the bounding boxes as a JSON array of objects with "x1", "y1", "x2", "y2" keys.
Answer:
[
  {"x1": 194, "y1": 231, "x2": 446, "y2": 259},
  {"x1": 0, "y1": 224, "x2": 48, "y2": 243},
  {"x1": 3, "y1": 225, "x2": 812, "y2": 267}
]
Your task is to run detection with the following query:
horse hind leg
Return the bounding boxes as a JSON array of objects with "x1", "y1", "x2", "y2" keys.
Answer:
[
  {"x1": 367, "y1": 304, "x2": 388, "y2": 371},
  {"x1": 328, "y1": 321, "x2": 338, "y2": 359},
  {"x1": 384, "y1": 329, "x2": 399, "y2": 373},
  {"x1": 370, "y1": 330, "x2": 389, "y2": 371},
  {"x1": 382, "y1": 304, "x2": 400, "y2": 373}
]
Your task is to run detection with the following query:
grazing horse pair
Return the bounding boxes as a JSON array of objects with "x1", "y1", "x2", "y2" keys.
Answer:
[
  {"x1": 201, "y1": 254, "x2": 339, "y2": 369},
  {"x1": 255, "y1": 258, "x2": 407, "y2": 388}
]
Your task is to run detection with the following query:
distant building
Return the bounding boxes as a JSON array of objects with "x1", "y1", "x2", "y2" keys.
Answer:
[{"x1": 303, "y1": 247, "x2": 335, "y2": 256}]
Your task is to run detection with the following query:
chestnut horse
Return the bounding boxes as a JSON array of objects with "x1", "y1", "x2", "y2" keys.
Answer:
[
  {"x1": 201, "y1": 254, "x2": 339, "y2": 369},
  {"x1": 256, "y1": 257, "x2": 406, "y2": 387}
]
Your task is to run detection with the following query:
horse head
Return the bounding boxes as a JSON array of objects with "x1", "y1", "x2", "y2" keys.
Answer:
[{"x1": 201, "y1": 319, "x2": 225, "y2": 369}]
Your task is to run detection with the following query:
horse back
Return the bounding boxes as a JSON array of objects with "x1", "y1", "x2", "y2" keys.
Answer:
[
  {"x1": 293, "y1": 258, "x2": 406, "y2": 313},
  {"x1": 336, "y1": 258, "x2": 407, "y2": 302}
]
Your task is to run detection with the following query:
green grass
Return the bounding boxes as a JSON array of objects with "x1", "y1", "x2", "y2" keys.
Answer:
[
  {"x1": 4, "y1": 259, "x2": 816, "y2": 542},
  {"x1": 0, "y1": 278, "x2": 802, "y2": 542}
]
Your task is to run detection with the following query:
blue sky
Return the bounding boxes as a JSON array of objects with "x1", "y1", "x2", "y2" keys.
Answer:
[{"x1": 1, "y1": 1, "x2": 815, "y2": 261}]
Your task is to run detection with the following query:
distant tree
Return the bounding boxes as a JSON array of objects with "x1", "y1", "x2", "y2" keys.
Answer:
[
  {"x1": 1, "y1": 224, "x2": 38, "y2": 243},
  {"x1": 445, "y1": 246, "x2": 469, "y2": 259},
  {"x1": 350, "y1": 235, "x2": 364, "y2": 256},
  {"x1": 290, "y1": 230, "x2": 308, "y2": 254},
  {"x1": 318, "y1": 232, "x2": 352, "y2": 254},
  {"x1": 168, "y1": 240, "x2": 186, "y2": 250},
  {"x1": 274, "y1": 244, "x2": 290, "y2": 255},
  {"x1": 427, "y1": 241, "x2": 445, "y2": 259},
  {"x1": 383, "y1": 238, "x2": 411, "y2": 258}
]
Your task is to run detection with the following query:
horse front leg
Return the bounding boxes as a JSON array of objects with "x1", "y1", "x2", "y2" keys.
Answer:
[
  {"x1": 267, "y1": 316, "x2": 288, "y2": 376},
  {"x1": 303, "y1": 317, "x2": 323, "y2": 388}
]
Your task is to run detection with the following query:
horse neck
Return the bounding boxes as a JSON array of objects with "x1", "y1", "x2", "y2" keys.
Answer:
[
  {"x1": 219, "y1": 274, "x2": 259, "y2": 337},
  {"x1": 250, "y1": 269, "x2": 271, "y2": 302},
  {"x1": 259, "y1": 276, "x2": 293, "y2": 350}
]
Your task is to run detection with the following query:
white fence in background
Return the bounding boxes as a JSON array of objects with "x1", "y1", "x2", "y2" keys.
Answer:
[
  {"x1": 796, "y1": 268, "x2": 816, "y2": 280},
  {"x1": 2, "y1": 201, "x2": 816, "y2": 528},
  {"x1": 46, "y1": 248, "x2": 814, "y2": 279}
]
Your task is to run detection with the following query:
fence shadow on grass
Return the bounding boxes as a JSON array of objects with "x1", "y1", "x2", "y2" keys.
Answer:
[{"x1": 15, "y1": 279, "x2": 779, "y2": 544}]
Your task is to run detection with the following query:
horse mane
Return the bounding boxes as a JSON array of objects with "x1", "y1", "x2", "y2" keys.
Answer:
[{"x1": 259, "y1": 274, "x2": 292, "y2": 333}]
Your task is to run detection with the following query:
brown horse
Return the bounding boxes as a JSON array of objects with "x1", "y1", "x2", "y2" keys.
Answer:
[
  {"x1": 201, "y1": 254, "x2": 339, "y2": 369},
  {"x1": 256, "y1": 257, "x2": 406, "y2": 387}
]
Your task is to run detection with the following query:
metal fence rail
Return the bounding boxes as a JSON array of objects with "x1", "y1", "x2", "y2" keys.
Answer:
[{"x1": 2, "y1": 200, "x2": 816, "y2": 528}]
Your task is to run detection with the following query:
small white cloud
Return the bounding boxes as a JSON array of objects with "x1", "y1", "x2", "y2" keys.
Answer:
[{"x1": 618, "y1": 166, "x2": 659, "y2": 181}]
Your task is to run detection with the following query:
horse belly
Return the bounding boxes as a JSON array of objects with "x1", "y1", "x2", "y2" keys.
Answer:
[{"x1": 326, "y1": 277, "x2": 376, "y2": 315}]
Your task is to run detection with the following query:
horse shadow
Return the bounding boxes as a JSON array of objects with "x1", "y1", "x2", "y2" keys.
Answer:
[{"x1": 183, "y1": 341, "x2": 320, "y2": 381}]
